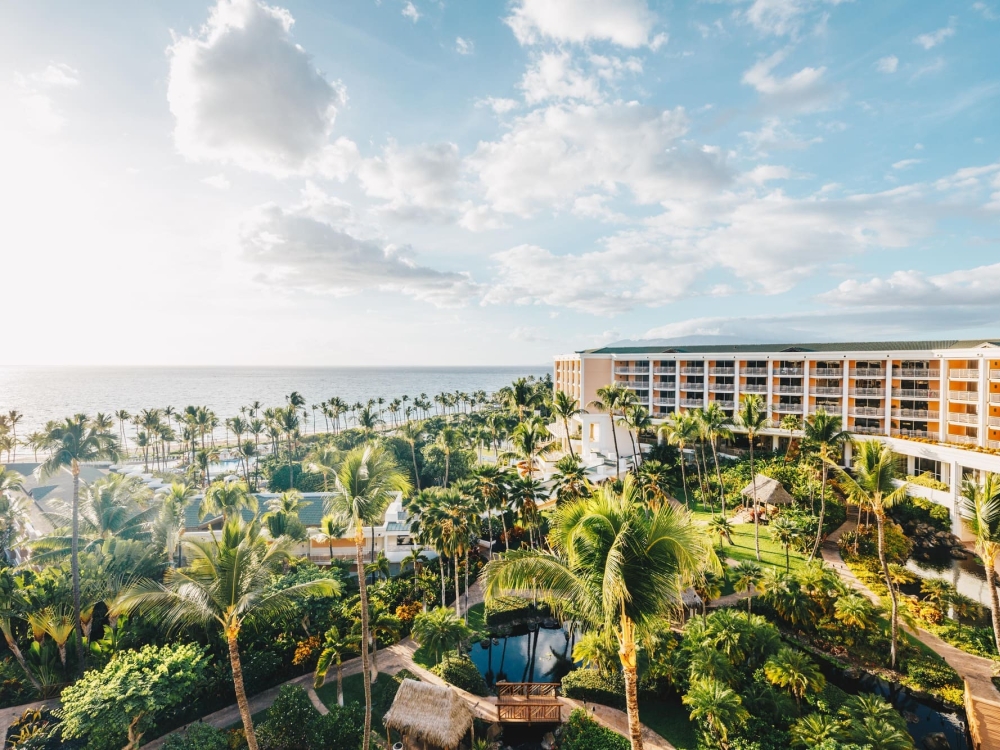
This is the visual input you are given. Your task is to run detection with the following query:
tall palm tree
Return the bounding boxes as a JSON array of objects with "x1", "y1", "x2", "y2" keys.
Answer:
[
  {"x1": 551, "y1": 390, "x2": 584, "y2": 458},
  {"x1": 434, "y1": 426, "x2": 463, "y2": 488},
  {"x1": 736, "y1": 394, "x2": 768, "y2": 561},
  {"x1": 200, "y1": 479, "x2": 257, "y2": 521},
  {"x1": 780, "y1": 414, "x2": 801, "y2": 462},
  {"x1": 155, "y1": 482, "x2": 195, "y2": 566},
  {"x1": 276, "y1": 407, "x2": 300, "y2": 484},
  {"x1": 114, "y1": 410, "x2": 131, "y2": 456},
  {"x1": 733, "y1": 560, "x2": 762, "y2": 613},
  {"x1": 803, "y1": 409, "x2": 851, "y2": 562},
  {"x1": 658, "y1": 412, "x2": 699, "y2": 508},
  {"x1": 398, "y1": 420, "x2": 424, "y2": 491},
  {"x1": 328, "y1": 444, "x2": 411, "y2": 750},
  {"x1": 826, "y1": 440, "x2": 908, "y2": 668},
  {"x1": 696, "y1": 403, "x2": 734, "y2": 516},
  {"x1": 6, "y1": 411, "x2": 22, "y2": 462},
  {"x1": 588, "y1": 383, "x2": 634, "y2": 471},
  {"x1": 763, "y1": 647, "x2": 825, "y2": 710},
  {"x1": 619, "y1": 404, "x2": 652, "y2": 468},
  {"x1": 482, "y1": 476, "x2": 712, "y2": 750},
  {"x1": 314, "y1": 513, "x2": 348, "y2": 563},
  {"x1": 961, "y1": 473, "x2": 1000, "y2": 656},
  {"x1": 314, "y1": 625, "x2": 354, "y2": 706},
  {"x1": 769, "y1": 515, "x2": 800, "y2": 572},
  {"x1": 683, "y1": 677, "x2": 749, "y2": 749},
  {"x1": 36, "y1": 415, "x2": 119, "y2": 675},
  {"x1": 0, "y1": 569, "x2": 41, "y2": 692},
  {"x1": 502, "y1": 419, "x2": 556, "y2": 480},
  {"x1": 122, "y1": 517, "x2": 337, "y2": 750}
]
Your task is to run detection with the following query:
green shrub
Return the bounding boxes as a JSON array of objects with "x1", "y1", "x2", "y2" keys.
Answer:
[
  {"x1": 561, "y1": 669, "x2": 626, "y2": 710},
  {"x1": 0, "y1": 657, "x2": 34, "y2": 709},
  {"x1": 255, "y1": 684, "x2": 365, "y2": 750},
  {"x1": 891, "y1": 494, "x2": 951, "y2": 530},
  {"x1": 161, "y1": 723, "x2": 230, "y2": 750},
  {"x1": 904, "y1": 656, "x2": 961, "y2": 690},
  {"x1": 431, "y1": 654, "x2": 488, "y2": 696},
  {"x1": 4, "y1": 706, "x2": 86, "y2": 750},
  {"x1": 484, "y1": 596, "x2": 551, "y2": 627},
  {"x1": 559, "y1": 709, "x2": 629, "y2": 750}
]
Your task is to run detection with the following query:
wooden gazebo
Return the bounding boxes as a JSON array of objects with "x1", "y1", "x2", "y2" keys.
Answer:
[
  {"x1": 383, "y1": 679, "x2": 475, "y2": 750},
  {"x1": 741, "y1": 475, "x2": 794, "y2": 509}
]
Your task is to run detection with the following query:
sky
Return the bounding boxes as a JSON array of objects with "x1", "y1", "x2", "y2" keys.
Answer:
[{"x1": 1, "y1": 0, "x2": 998, "y2": 366}]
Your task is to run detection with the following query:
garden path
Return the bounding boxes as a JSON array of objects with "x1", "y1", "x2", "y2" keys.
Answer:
[{"x1": 821, "y1": 517, "x2": 1000, "y2": 750}]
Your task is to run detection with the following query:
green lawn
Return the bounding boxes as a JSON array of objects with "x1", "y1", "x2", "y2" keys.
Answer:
[
  {"x1": 315, "y1": 671, "x2": 408, "y2": 737},
  {"x1": 689, "y1": 504, "x2": 810, "y2": 574},
  {"x1": 466, "y1": 602, "x2": 486, "y2": 633},
  {"x1": 638, "y1": 697, "x2": 699, "y2": 749}
]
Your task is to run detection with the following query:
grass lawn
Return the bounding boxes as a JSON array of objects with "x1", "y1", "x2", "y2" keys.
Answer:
[
  {"x1": 689, "y1": 502, "x2": 810, "y2": 574},
  {"x1": 315, "y1": 670, "x2": 409, "y2": 737},
  {"x1": 466, "y1": 602, "x2": 486, "y2": 632},
  {"x1": 638, "y1": 697, "x2": 699, "y2": 749}
]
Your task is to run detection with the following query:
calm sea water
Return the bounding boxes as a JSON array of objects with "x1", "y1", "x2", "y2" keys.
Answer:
[{"x1": 0, "y1": 365, "x2": 550, "y2": 435}]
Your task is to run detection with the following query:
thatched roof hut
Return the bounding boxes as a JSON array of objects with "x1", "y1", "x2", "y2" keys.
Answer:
[
  {"x1": 741, "y1": 475, "x2": 794, "y2": 507},
  {"x1": 384, "y1": 679, "x2": 475, "y2": 750}
]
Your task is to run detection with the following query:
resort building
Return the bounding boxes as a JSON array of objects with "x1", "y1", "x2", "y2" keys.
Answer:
[{"x1": 553, "y1": 339, "x2": 1000, "y2": 535}]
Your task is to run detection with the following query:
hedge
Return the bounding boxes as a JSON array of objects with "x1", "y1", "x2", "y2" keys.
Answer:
[
  {"x1": 431, "y1": 655, "x2": 488, "y2": 696},
  {"x1": 559, "y1": 709, "x2": 629, "y2": 750},
  {"x1": 484, "y1": 595, "x2": 552, "y2": 628},
  {"x1": 561, "y1": 669, "x2": 626, "y2": 710}
]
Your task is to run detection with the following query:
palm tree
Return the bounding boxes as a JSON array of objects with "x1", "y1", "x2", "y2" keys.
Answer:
[
  {"x1": 314, "y1": 625, "x2": 354, "y2": 706},
  {"x1": 552, "y1": 455, "x2": 591, "y2": 507},
  {"x1": 482, "y1": 476, "x2": 711, "y2": 750},
  {"x1": 328, "y1": 444, "x2": 411, "y2": 750},
  {"x1": 398, "y1": 420, "x2": 424, "y2": 491},
  {"x1": 696, "y1": 403, "x2": 733, "y2": 516},
  {"x1": 790, "y1": 713, "x2": 844, "y2": 748},
  {"x1": 154, "y1": 482, "x2": 195, "y2": 566},
  {"x1": 588, "y1": 383, "x2": 634, "y2": 471},
  {"x1": 551, "y1": 391, "x2": 584, "y2": 458},
  {"x1": 763, "y1": 647, "x2": 824, "y2": 710},
  {"x1": 434, "y1": 426, "x2": 463, "y2": 488},
  {"x1": 683, "y1": 677, "x2": 749, "y2": 749},
  {"x1": 618, "y1": 403, "x2": 652, "y2": 467},
  {"x1": 411, "y1": 606, "x2": 473, "y2": 664},
  {"x1": 115, "y1": 410, "x2": 131, "y2": 455},
  {"x1": 732, "y1": 560, "x2": 761, "y2": 613},
  {"x1": 276, "y1": 407, "x2": 300, "y2": 484},
  {"x1": 314, "y1": 513, "x2": 348, "y2": 563},
  {"x1": 122, "y1": 516, "x2": 338, "y2": 750},
  {"x1": 497, "y1": 377, "x2": 542, "y2": 420},
  {"x1": 200, "y1": 479, "x2": 257, "y2": 521},
  {"x1": 826, "y1": 440, "x2": 908, "y2": 668},
  {"x1": 962, "y1": 473, "x2": 1000, "y2": 655},
  {"x1": 780, "y1": 413, "x2": 801, "y2": 462},
  {"x1": 736, "y1": 394, "x2": 768, "y2": 561},
  {"x1": 502, "y1": 419, "x2": 556, "y2": 480},
  {"x1": 36, "y1": 415, "x2": 119, "y2": 675},
  {"x1": 769, "y1": 515, "x2": 800, "y2": 572},
  {"x1": 0, "y1": 569, "x2": 41, "y2": 692},
  {"x1": 803, "y1": 409, "x2": 851, "y2": 561}
]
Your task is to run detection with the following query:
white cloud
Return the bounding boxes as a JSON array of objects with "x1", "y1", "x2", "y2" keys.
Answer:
[
  {"x1": 744, "y1": 164, "x2": 794, "y2": 184},
  {"x1": 519, "y1": 51, "x2": 603, "y2": 104},
  {"x1": 910, "y1": 57, "x2": 946, "y2": 81},
  {"x1": 589, "y1": 54, "x2": 644, "y2": 82},
  {"x1": 239, "y1": 192, "x2": 479, "y2": 307},
  {"x1": 875, "y1": 55, "x2": 898, "y2": 73},
  {"x1": 913, "y1": 18, "x2": 956, "y2": 49},
  {"x1": 505, "y1": 0, "x2": 659, "y2": 48},
  {"x1": 402, "y1": 1, "x2": 420, "y2": 22},
  {"x1": 972, "y1": 2, "x2": 998, "y2": 20},
  {"x1": 819, "y1": 263, "x2": 1000, "y2": 308},
  {"x1": 891, "y1": 159, "x2": 922, "y2": 170},
  {"x1": 740, "y1": 0, "x2": 847, "y2": 38},
  {"x1": 476, "y1": 97, "x2": 519, "y2": 114},
  {"x1": 167, "y1": 0, "x2": 353, "y2": 178},
  {"x1": 509, "y1": 326, "x2": 551, "y2": 343},
  {"x1": 740, "y1": 117, "x2": 823, "y2": 155},
  {"x1": 201, "y1": 173, "x2": 231, "y2": 189},
  {"x1": 742, "y1": 50, "x2": 834, "y2": 113},
  {"x1": 10, "y1": 62, "x2": 80, "y2": 133},
  {"x1": 29, "y1": 63, "x2": 80, "y2": 88},
  {"x1": 571, "y1": 194, "x2": 630, "y2": 223},
  {"x1": 455, "y1": 37, "x2": 474, "y2": 55},
  {"x1": 468, "y1": 101, "x2": 730, "y2": 216}
]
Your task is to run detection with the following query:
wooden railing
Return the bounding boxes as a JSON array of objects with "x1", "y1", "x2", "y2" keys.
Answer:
[
  {"x1": 497, "y1": 702, "x2": 562, "y2": 722},
  {"x1": 496, "y1": 682, "x2": 562, "y2": 724},
  {"x1": 497, "y1": 682, "x2": 559, "y2": 699}
]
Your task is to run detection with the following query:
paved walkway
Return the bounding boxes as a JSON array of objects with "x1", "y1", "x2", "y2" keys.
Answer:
[{"x1": 820, "y1": 518, "x2": 1000, "y2": 750}]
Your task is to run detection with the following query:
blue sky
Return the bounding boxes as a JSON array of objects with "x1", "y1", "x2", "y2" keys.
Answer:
[{"x1": 1, "y1": 0, "x2": 998, "y2": 366}]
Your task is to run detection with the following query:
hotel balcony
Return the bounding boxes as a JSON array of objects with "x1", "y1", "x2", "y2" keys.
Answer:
[
  {"x1": 776, "y1": 367, "x2": 803, "y2": 376},
  {"x1": 990, "y1": 369, "x2": 1000, "y2": 380},
  {"x1": 850, "y1": 388, "x2": 886, "y2": 397},
  {"x1": 850, "y1": 369, "x2": 886, "y2": 378},
  {"x1": 709, "y1": 367, "x2": 735, "y2": 375},
  {"x1": 895, "y1": 409, "x2": 939, "y2": 419},
  {"x1": 988, "y1": 416, "x2": 1000, "y2": 427},
  {"x1": 813, "y1": 386, "x2": 843, "y2": 395},
  {"x1": 742, "y1": 367, "x2": 768, "y2": 376},
  {"x1": 653, "y1": 398, "x2": 676, "y2": 407},
  {"x1": 947, "y1": 434, "x2": 979, "y2": 446},
  {"x1": 891, "y1": 428, "x2": 932, "y2": 439},
  {"x1": 896, "y1": 389, "x2": 940, "y2": 399},
  {"x1": 991, "y1": 393, "x2": 1000, "y2": 404},
  {"x1": 947, "y1": 412, "x2": 979, "y2": 425},
  {"x1": 615, "y1": 367, "x2": 649, "y2": 375},
  {"x1": 948, "y1": 390, "x2": 979, "y2": 402},
  {"x1": 851, "y1": 407, "x2": 885, "y2": 417},
  {"x1": 813, "y1": 369, "x2": 843, "y2": 378},
  {"x1": 709, "y1": 383, "x2": 735, "y2": 392},
  {"x1": 775, "y1": 385, "x2": 803, "y2": 395},
  {"x1": 652, "y1": 367, "x2": 676, "y2": 374},
  {"x1": 680, "y1": 398, "x2": 705, "y2": 408},
  {"x1": 948, "y1": 368, "x2": 979, "y2": 380},
  {"x1": 988, "y1": 440, "x2": 1000, "y2": 450},
  {"x1": 852, "y1": 425, "x2": 883, "y2": 435},
  {"x1": 893, "y1": 368, "x2": 938, "y2": 378},
  {"x1": 773, "y1": 402, "x2": 803, "y2": 414},
  {"x1": 742, "y1": 384, "x2": 767, "y2": 393},
  {"x1": 815, "y1": 401, "x2": 841, "y2": 411},
  {"x1": 653, "y1": 382, "x2": 676, "y2": 390},
  {"x1": 680, "y1": 366, "x2": 705, "y2": 375}
]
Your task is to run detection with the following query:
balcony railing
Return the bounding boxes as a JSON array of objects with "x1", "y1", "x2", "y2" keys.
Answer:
[
  {"x1": 891, "y1": 429, "x2": 932, "y2": 439},
  {"x1": 813, "y1": 368, "x2": 843, "y2": 377},
  {"x1": 709, "y1": 384, "x2": 735, "y2": 392},
  {"x1": 895, "y1": 409, "x2": 939, "y2": 419},
  {"x1": 851, "y1": 407, "x2": 885, "y2": 417},
  {"x1": 948, "y1": 413, "x2": 979, "y2": 424},
  {"x1": 742, "y1": 367, "x2": 768, "y2": 376},
  {"x1": 653, "y1": 399, "x2": 676, "y2": 407},
  {"x1": 773, "y1": 403, "x2": 803, "y2": 413},
  {"x1": 990, "y1": 370, "x2": 1000, "y2": 380},
  {"x1": 652, "y1": 367, "x2": 676, "y2": 375},
  {"x1": 680, "y1": 367, "x2": 704, "y2": 375},
  {"x1": 949, "y1": 368, "x2": 979, "y2": 379},
  {"x1": 992, "y1": 393, "x2": 1000, "y2": 404},
  {"x1": 711, "y1": 399, "x2": 735, "y2": 409},
  {"x1": 948, "y1": 390, "x2": 979, "y2": 402},
  {"x1": 615, "y1": 368, "x2": 649, "y2": 375},
  {"x1": 850, "y1": 388, "x2": 885, "y2": 397},
  {"x1": 653, "y1": 383, "x2": 676, "y2": 390},
  {"x1": 988, "y1": 440, "x2": 1000, "y2": 450},
  {"x1": 776, "y1": 367, "x2": 803, "y2": 376},
  {"x1": 947, "y1": 434, "x2": 979, "y2": 446},
  {"x1": 775, "y1": 386, "x2": 803, "y2": 394},
  {"x1": 680, "y1": 398, "x2": 705, "y2": 408},
  {"x1": 893, "y1": 368, "x2": 938, "y2": 378},
  {"x1": 852, "y1": 425, "x2": 883, "y2": 435},
  {"x1": 709, "y1": 367, "x2": 735, "y2": 375},
  {"x1": 813, "y1": 387, "x2": 843, "y2": 395},
  {"x1": 896, "y1": 389, "x2": 940, "y2": 399},
  {"x1": 988, "y1": 416, "x2": 1000, "y2": 428},
  {"x1": 742, "y1": 384, "x2": 767, "y2": 394},
  {"x1": 850, "y1": 369, "x2": 886, "y2": 377}
]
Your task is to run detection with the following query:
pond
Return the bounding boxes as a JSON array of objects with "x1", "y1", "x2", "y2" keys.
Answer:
[
  {"x1": 469, "y1": 624, "x2": 577, "y2": 687},
  {"x1": 906, "y1": 555, "x2": 998, "y2": 612}
]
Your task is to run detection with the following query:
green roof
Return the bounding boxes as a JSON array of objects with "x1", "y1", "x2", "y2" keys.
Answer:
[
  {"x1": 580, "y1": 339, "x2": 1000, "y2": 355},
  {"x1": 182, "y1": 493, "x2": 330, "y2": 531}
]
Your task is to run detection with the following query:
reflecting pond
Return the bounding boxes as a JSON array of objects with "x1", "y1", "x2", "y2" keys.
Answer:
[
  {"x1": 906, "y1": 555, "x2": 998, "y2": 611},
  {"x1": 469, "y1": 624, "x2": 577, "y2": 687}
]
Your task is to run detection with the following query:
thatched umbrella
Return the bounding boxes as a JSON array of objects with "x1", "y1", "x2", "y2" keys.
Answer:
[
  {"x1": 383, "y1": 679, "x2": 475, "y2": 750},
  {"x1": 740, "y1": 475, "x2": 794, "y2": 509}
]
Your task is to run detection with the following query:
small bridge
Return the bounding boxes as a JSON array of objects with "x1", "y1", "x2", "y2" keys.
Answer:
[{"x1": 496, "y1": 682, "x2": 562, "y2": 724}]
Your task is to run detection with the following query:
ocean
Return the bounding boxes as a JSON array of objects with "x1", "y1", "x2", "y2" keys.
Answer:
[{"x1": 0, "y1": 365, "x2": 550, "y2": 436}]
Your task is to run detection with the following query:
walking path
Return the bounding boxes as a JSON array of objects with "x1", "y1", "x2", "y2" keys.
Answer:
[{"x1": 820, "y1": 518, "x2": 1000, "y2": 750}]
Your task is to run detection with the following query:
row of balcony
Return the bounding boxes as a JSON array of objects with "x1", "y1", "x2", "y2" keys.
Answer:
[{"x1": 617, "y1": 365, "x2": 1000, "y2": 379}]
